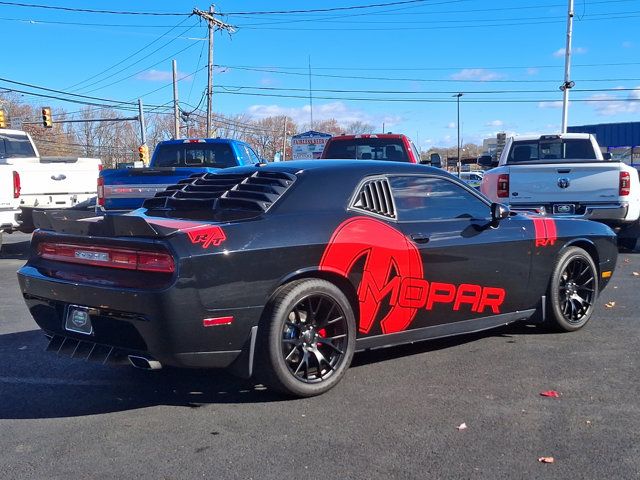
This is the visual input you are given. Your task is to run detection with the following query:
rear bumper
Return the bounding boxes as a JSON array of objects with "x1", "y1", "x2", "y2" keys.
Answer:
[
  {"x1": 510, "y1": 202, "x2": 631, "y2": 223},
  {"x1": 0, "y1": 208, "x2": 20, "y2": 231},
  {"x1": 17, "y1": 265, "x2": 261, "y2": 369}
]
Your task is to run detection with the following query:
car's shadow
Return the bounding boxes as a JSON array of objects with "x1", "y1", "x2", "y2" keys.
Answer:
[
  {"x1": 0, "y1": 240, "x2": 30, "y2": 260},
  {"x1": 0, "y1": 323, "x2": 548, "y2": 420}
]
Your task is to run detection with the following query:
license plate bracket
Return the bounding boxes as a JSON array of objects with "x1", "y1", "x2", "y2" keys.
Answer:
[
  {"x1": 65, "y1": 305, "x2": 93, "y2": 335},
  {"x1": 553, "y1": 203, "x2": 575, "y2": 215}
]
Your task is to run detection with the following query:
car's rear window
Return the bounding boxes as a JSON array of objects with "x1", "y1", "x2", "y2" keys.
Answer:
[
  {"x1": 507, "y1": 139, "x2": 598, "y2": 164},
  {"x1": 153, "y1": 143, "x2": 238, "y2": 168},
  {"x1": 323, "y1": 138, "x2": 409, "y2": 162},
  {"x1": 0, "y1": 133, "x2": 36, "y2": 158}
]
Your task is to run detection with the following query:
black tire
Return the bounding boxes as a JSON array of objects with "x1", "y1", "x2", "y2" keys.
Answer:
[
  {"x1": 256, "y1": 279, "x2": 356, "y2": 397},
  {"x1": 548, "y1": 247, "x2": 598, "y2": 332}
]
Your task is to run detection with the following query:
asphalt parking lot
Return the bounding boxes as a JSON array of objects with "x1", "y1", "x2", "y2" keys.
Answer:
[{"x1": 1, "y1": 232, "x2": 639, "y2": 480}]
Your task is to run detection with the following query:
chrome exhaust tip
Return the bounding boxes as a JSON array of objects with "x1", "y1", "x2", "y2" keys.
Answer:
[{"x1": 128, "y1": 355, "x2": 162, "y2": 370}]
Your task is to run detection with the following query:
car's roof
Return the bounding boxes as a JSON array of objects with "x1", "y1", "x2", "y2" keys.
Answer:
[
  {"x1": 157, "y1": 138, "x2": 243, "y2": 146},
  {"x1": 0, "y1": 128, "x2": 29, "y2": 136},
  {"x1": 511, "y1": 133, "x2": 592, "y2": 141},
  {"x1": 215, "y1": 159, "x2": 452, "y2": 178},
  {"x1": 327, "y1": 133, "x2": 408, "y2": 140}
]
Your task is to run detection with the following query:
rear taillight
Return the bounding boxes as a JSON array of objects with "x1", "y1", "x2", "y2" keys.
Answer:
[
  {"x1": 12, "y1": 171, "x2": 20, "y2": 198},
  {"x1": 97, "y1": 177, "x2": 104, "y2": 206},
  {"x1": 497, "y1": 173, "x2": 509, "y2": 198},
  {"x1": 619, "y1": 171, "x2": 630, "y2": 196},
  {"x1": 37, "y1": 242, "x2": 175, "y2": 273}
]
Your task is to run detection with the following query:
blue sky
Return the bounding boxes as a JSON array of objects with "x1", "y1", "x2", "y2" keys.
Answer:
[{"x1": 1, "y1": 0, "x2": 639, "y2": 149}]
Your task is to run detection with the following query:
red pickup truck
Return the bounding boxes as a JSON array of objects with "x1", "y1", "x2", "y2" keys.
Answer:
[{"x1": 321, "y1": 133, "x2": 422, "y2": 163}]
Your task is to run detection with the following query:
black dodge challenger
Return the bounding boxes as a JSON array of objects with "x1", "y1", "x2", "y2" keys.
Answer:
[{"x1": 18, "y1": 161, "x2": 618, "y2": 397}]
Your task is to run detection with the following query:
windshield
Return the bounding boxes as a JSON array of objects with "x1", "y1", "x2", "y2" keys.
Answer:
[
  {"x1": 153, "y1": 143, "x2": 238, "y2": 168},
  {"x1": 507, "y1": 139, "x2": 598, "y2": 164},
  {"x1": 0, "y1": 133, "x2": 36, "y2": 158},
  {"x1": 323, "y1": 138, "x2": 409, "y2": 162}
]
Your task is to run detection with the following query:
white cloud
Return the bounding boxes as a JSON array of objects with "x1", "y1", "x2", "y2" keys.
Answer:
[
  {"x1": 446, "y1": 122, "x2": 456, "y2": 129},
  {"x1": 538, "y1": 101, "x2": 564, "y2": 109},
  {"x1": 485, "y1": 120, "x2": 504, "y2": 127},
  {"x1": 136, "y1": 69, "x2": 196, "y2": 82},
  {"x1": 450, "y1": 68, "x2": 503, "y2": 81},
  {"x1": 526, "y1": 68, "x2": 539, "y2": 76},
  {"x1": 587, "y1": 87, "x2": 640, "y2": 116},
  {"x1": 622, "y1": 41, "x2": 633, "y2": 48},
  {"x1": 246, "y1": 101, "x2": 401, "y2": 127},
  {"x1": 552, "y1": 46, "x2": 587, "y2": 58}
]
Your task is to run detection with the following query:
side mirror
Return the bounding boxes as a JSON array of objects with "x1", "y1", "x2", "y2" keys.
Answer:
[
  {"x1": 491, "y1": 203, "x2": 510, "y2": 223},
  {"x1": 603, "y1": 152, "x2": 612, "y2": 160}
]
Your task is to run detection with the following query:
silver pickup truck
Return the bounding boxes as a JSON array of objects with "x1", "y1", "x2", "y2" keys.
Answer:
[{"x1": 480, "y1": 133, "x2": 640, "y2": 248}]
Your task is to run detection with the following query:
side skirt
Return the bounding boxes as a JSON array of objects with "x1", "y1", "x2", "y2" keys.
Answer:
[{"x1": 355, "y1": 309, "x2": 536, "y2": 351}]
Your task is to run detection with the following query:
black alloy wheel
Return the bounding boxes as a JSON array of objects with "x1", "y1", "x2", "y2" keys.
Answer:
[
  {"x1": 257, "y1": 279, "x2": 356, "y2": 397},
  {"x1": 548, "y1": 246, "x2": 598, "y2": 332},
  {"x1": 281, "y1": 293, "x2": 348, "y2": 384}
]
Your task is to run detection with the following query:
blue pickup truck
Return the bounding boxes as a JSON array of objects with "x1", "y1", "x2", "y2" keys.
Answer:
[{"x1": 98, "y1": 138, "x2": 262, "y2": 212}]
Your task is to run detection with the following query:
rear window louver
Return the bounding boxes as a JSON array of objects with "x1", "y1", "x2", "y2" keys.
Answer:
[
  {"x1": 352, "y1": 178, "x2": 396, "y2": 219},
  {"x1": 142, "y1": 170, "x2": 296, "y2": 213}
]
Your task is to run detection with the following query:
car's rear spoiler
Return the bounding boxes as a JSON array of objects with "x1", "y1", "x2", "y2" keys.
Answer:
[{"x1": 32, "y1": 209, "x2": 207, "y2": 238}]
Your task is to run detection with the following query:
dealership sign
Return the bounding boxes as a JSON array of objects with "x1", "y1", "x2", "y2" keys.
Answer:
[{"x1": 291, "y1": 130, "x2": 332, "y2": 160}]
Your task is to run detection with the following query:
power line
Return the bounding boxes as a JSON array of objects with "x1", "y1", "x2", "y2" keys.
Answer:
[
  {"x1": 221, "y1": 0, "x2": 435, "y2": 16},
  {"x1": 219, "y1": 61, "x2": 640, "y2": 72},
  {"x1": 0, "y1": 2, "x2": 188, "y2": 16},
  {"x1": 65, "y1": 15, "x2": 194, "y2": 91},
  {"x1": 237, "y1": 12, "x2": 640, "y2": 30},
  {"x1": 232, "y1": 0, "x2": 635, "y2": 24},
  {"x1": 216, "y1": 84, "x2": 640, "y2": 95},
  {"x1": 81, "y1": 40, "x2": 201, "y2": 94},
  {"x1": 212, "y1": 89, "x2": 640, "y2": 104},
  {"x1": 218, "y1": 64, "x2": 640, "y2": 84}
]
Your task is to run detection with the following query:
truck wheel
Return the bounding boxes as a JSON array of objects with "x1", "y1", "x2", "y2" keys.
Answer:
[
  {"x1": 256, "y1": 279, "x2": 356, "y2": 397},
  {"x1": 0, "y1": 231, "x2": 3, "y2": 251},
  {"x1": 548, "y1": 247, "x2": 598, "y2": 332}
]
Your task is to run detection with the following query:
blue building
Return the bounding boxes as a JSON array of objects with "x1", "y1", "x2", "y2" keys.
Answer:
[{"x1": 568, "y1": 122, "x2": 640, "y2": 163}]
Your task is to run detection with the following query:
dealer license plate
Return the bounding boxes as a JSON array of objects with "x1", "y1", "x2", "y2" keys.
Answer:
[
  {"x1": 553, "y1": 204, "x2": 575, "y2": 215},
  {"x1": 65, "y1": 305, "x2": 93, "y2": 335}
]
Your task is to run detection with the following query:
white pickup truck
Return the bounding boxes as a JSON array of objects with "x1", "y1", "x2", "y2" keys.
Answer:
[
  {"x1": 480, "y1": 133, "x2": 640, "y2": 248},
  {"x1": 0, "y1": 166, "x2": 20, "y2": 249},
  {"x1": 0, "y1": 129, "x2": 101, "y2": 232}
]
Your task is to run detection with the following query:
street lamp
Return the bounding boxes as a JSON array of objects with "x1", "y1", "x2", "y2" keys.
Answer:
[{"x1": 453, "y1": 93, "x2": 463, "y2": 175}]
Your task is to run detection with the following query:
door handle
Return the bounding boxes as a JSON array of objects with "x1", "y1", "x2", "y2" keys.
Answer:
[
  {"x1": 557, "y1": 168, "x2": 571, "y2": 174},
  {"x1": 410, "y1": 234, "x2": 430, "y2": 244}
]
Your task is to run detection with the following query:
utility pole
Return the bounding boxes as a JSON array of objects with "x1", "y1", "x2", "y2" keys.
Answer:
[
  {"x1": 282, "y1": 117, "x2": 288, "y2": 161},
  {"x1": 172, "y1": 59, "x2": 180, "y2": 139},
  {"x1": 560, "y1": 0, "x2": 575, "y2": 133},
  {"x1": 308, "y1": 56, "x2": 314, "y2": 130},
  {"x1": 193, "y1": 5, "x2": 235, "y2": 137},
  {"x1": 138, "y1": 98, "x2": 146, "y2": 145},
  {"x1": 453, "y1": 93, "x2": 463, "y2": 175}
]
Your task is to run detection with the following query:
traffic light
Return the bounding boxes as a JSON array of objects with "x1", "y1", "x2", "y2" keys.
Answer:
[
  {"x1": 42, "y1": 107, "x2": 53, "y2": 128},
  {"x1": 0, "y1": 110, "x2": 6, "y2": 129},
  {"x1": 138, "y1": 144, "x2": 149, "y2": 165}
]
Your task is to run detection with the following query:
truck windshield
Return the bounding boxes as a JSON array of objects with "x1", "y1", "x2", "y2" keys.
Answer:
[
  {"x1": 323, "y1": 138, "x2": 409, "y2": 162},
  {"x1": 507, "y1": 139, "x2": 598, "y2": 164},
  {"x1": 153, "y1": 143, "x2": 237, "y2": 168},
  {"x1": 0, "y1": 133, "x2": 36, "y2": 158}
]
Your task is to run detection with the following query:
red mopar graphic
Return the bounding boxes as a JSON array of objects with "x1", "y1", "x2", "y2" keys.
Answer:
[{"x1": 319, "y1": 217, "x2": 423, "y2": 334}]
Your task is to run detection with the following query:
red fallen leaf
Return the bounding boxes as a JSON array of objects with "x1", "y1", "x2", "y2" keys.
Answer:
[
  {"x1": 540, "y1": 390, "x2": 560, "y2": 398},
  {"x1": 538, "y1": 456, "x2": 555, "y2": 464}
]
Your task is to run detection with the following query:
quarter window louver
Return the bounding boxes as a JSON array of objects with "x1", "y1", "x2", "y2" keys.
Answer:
[{"x1": 352, "y1": 178, "x2": 395, "y2": 219}]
